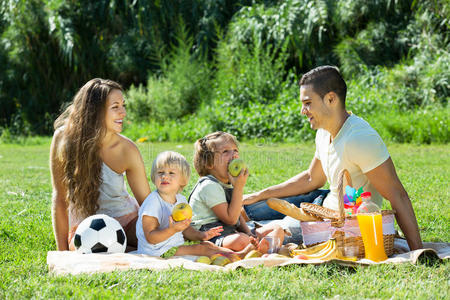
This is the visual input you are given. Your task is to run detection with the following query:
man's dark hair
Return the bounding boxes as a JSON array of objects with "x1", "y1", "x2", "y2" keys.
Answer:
[{"x1": 299, "y1": 66, "x2": 347, "y2": 107}]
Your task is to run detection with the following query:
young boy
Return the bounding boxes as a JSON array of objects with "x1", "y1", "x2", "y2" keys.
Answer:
[{"x1": 136, "y1": 151, "x2": 253, "y2": 258}]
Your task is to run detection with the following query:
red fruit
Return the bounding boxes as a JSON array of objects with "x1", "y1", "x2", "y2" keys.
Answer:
[{"x1": 294, "y1": 254, "x2": 308, "y2": 260}]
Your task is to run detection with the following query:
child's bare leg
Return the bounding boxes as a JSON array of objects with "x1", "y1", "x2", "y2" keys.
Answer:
[
  {"x1": 221, "y1": 232, "x2": 253, "y2": 251},
  {"x1": 234, "y1": 242, "x2": 256, "y2": 258},
  {"x1": 174, "y1": 243, "x2": 228, "y2": 257}
]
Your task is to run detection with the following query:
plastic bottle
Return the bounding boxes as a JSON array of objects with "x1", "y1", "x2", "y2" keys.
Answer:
[
  {"x1": 357, "y1": 192, "x2": 379, "y2": 213},
  {"x1": 356, "y1": 192, "x2": 388, "y2": 262}
]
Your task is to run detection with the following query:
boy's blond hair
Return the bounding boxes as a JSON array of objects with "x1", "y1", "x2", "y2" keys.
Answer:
[
  {"x1": 193, "y1": 131, "x2": 239, "y2": 176},
  {"x1": 151, "y1": 151, "x2": 191, "y2": 190}
]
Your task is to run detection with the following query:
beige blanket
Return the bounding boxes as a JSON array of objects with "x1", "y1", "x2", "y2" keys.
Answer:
[{"x1": 47, "y1": 238, "x2": 450, "y2": 275}]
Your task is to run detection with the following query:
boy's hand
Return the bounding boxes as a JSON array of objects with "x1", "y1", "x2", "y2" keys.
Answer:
[
  {"x1": 169, "y1": 216, "x2": 191, "y2": 232},
  {"x1": 201, "y1": 226, "x2": 224, "y2": 241},
  {"x1": 228, "y1": 167, "x2": 249, "y2": 189}
]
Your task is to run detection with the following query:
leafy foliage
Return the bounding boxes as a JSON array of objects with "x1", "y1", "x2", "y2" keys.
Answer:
[
  {"x1": 0, "y1": 0, "x2": 448, "y2": 143},
  {"x1": 126, "y1": 27, "x2": 212, "y2": 123}
]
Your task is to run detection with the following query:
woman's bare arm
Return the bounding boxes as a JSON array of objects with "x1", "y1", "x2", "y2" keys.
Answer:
[{"x1": 50, "y1": 129, "x2": 69, "y2": 251}]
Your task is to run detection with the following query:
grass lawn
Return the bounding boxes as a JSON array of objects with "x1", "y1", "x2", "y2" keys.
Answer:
[{"x1": 0, "y1": 140, "x2": 449, "y2": 299}]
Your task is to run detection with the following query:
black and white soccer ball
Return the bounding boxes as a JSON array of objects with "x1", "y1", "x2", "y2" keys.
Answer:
[{"x1": 73, "y1": 214, "x2": 127, "y2": 254}]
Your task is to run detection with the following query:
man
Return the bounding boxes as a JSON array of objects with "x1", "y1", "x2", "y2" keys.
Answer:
[{"x1": 244, "y1": 65, "x2": 422, "y2": 250}]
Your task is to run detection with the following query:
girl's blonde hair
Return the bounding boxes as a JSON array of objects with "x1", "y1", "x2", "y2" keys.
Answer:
[
  {"x1": 54, "y1": 78, "x2": 122, "y2": 218},
  {"x1": 193, "y1": 131, "x2": 239, "y2": 176},
  {"x1": 151, "y1": 151, "x2": 191, "y2": 190}
]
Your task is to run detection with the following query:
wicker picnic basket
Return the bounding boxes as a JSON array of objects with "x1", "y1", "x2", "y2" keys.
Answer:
[{"x1": 300, "y1": 169, "x2": 396, "y2": 258}]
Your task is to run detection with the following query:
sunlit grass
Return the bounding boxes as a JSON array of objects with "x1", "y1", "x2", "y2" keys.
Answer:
[{"x1": 0, "y1": 142, "x2": 448, "y2": 298}]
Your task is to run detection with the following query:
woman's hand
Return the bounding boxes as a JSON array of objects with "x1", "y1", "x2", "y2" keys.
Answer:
[{"x1": 201, "y1": 226, "x2": 224, "y2": 240}]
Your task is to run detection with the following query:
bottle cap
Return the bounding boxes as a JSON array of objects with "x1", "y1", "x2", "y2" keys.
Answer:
[{"x1": 361, "y1": 192, "x2": 371, "y2": 199}]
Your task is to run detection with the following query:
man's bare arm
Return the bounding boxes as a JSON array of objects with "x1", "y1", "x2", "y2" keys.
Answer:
[
  {"x1": 365, "y1": 158, "x2": 423, "y2": 250},
  {"x1": 243, "y1": 157, "x2": 327, "y2": 205}
]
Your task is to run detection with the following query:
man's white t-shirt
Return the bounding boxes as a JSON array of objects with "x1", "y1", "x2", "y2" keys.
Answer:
[
  {"x1": 136, "y1": 191, "x2": 186, "y2": 256},
  {"x1": 315, "y1": 114, "x2": 390, "y2": 210}
]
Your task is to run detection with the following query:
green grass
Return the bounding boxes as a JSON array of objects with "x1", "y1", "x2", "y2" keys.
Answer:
[{"x1": 0, "y1": 141, "x2": 449, "y2": 299}]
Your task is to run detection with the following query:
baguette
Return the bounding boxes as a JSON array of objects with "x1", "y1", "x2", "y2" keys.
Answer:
[
  {"x1": 300, "y1": 202, "x2": 340, "y2": 220},
  {"x1": 266, "y1": 198, "x2": 322, "y2": 222}
]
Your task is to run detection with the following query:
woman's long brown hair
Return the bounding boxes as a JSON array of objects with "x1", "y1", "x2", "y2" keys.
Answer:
[{"x1": 54, "y1": 78, "x2": 123, "y2": 218}]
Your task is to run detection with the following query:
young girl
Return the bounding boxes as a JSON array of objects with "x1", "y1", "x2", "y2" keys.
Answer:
[
  {"x1": 50, "y1": 78, "x2": 151, "y2": 251},
  {"x1": 189, "y1": 131, "x2": 284, "y2": 253},
  {"x1": 136, "y1": 151, "x2": 253, "y2": 258}
]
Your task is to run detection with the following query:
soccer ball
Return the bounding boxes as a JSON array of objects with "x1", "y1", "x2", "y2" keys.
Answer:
[{"x1": 73, "y1": 214, "x2": 127, "y2": 254}]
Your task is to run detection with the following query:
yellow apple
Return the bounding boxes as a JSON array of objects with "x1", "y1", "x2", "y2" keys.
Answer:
[
  {"x1": 228, "y1": 158, "x2": 246, "y2": 177},
  {"x1": 244, "y1": 250, "x2": 263, "y2": 259},
  {"x1": 172, "y1": 203, "x2": 192, "y2": 222},
  {"x1": 211, "y1": 255, "x2": 231, "y2": 266},
  {"x1": 195, "y1": 256, "x2": 212, "y2": 264}
]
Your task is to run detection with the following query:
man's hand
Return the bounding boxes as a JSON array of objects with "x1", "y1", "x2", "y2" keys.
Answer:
[
  {"x1": 243, "y1": 192, "x2": 263, "y2": 206},
  {"x1": 201, "y1": 226, "x2": 224, "y2": 240},
  {"x1": 169, "y1": 216, "x2": 191, "y2": 233}
]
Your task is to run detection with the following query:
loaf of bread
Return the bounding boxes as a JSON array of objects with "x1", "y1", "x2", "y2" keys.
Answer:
[
  {"x1": 266, "y1": 198, "x2": 322, "y2": 222},
  {"x1": 300, "y1": 202, "x2": 340, "y2": 220}
]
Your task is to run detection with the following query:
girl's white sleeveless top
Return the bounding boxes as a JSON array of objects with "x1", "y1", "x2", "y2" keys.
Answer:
[{"x1": 68, "y1": 163, "x2": 139, "y2": 228}]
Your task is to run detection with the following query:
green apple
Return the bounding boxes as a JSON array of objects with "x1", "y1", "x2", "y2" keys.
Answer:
[
  {"x1": 228, "y1": 158, "x2": 246, "y2": 177},
  {"x1": 244, "y1": 249, "x2": 263, "y2": 259},
  {"x1": 195, "y1": 256, "x2": 212, "y2": 264},
  {"x1": 210, "y1": 254, "x2": 231, "y2": 266}
]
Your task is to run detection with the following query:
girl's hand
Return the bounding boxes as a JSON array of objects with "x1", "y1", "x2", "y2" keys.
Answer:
[
  {"x1": 228, "y1": 167, "x2": 249, "y2": 189},
  {"x1": 202, "y1": 226, "x2": 224, "y2": 240},
  {"x1": 249, "y1": 235, "x2": 259, "y2": 247},
  {"x1": 169, "y1": 216, "x2": 191, "y2": 232}
]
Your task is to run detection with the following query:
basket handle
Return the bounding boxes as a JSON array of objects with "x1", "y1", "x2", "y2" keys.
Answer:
[{"x1": 337, "y1": 169, "x2": 352, "y2": 224}]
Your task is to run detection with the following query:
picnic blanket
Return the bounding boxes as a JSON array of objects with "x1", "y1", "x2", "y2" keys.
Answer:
[{"x1": 47, "y1": 238, "x2": 450, "y2": 275}]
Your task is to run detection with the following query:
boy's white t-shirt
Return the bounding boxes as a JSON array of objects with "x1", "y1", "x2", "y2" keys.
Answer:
[
  {"x1": 315, "y1": 114, "x2": 390, "y2": 211},
  {"x1": 136, "y1": 191, "x2": 186, "y2": 256}
]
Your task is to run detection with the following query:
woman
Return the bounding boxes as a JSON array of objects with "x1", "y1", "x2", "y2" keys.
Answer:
[{"x1": 50, "y1": 78, "x2": 151, "y2": 250}]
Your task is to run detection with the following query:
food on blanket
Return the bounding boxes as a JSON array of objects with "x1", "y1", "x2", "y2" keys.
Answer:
[
  {"x1": 73, "y1": 214, "x2": 126, "y2": 254},
  {"x1": 171, "y1": 203, "x2": 193, "y2": 222},
  {"x1": 267, "y1": 253, "x2": 289, "y2": 258},
  {"x1": 290, "y1": 239, "x2": 338, "y2": 261},
  {"x1": 293, "y1": 254, "x2": 308, "y2": 260},
  {"x1": 223, "y1": 253, "x2": 241, "y2": 262},
  {"x1": 277, "y1": 246, "x2": 291, "y2": 257},
  {"x1": 196, "y1": 256, "x2": 212, "y2": 264},
  {"x1": 286, "y1": 243, "x2": 299, "y2": 250},
  {"x1": 266, "y1": 198, "x2": 321, "y2": 222},
  {"x1": 262, "y1": 253, "x2": 288, "y2": 258},
  {"x1": 244, "y1": 250, "x2": 263, "y2": 259},
  {"x1": 211, "y1": 254, "x2": 231, "y2": 266},
  {"x1": 291, "y1": 240, "x2": 330, "y2": 255},
  {"x1": 300, "y1": 203, "x2": 340, "y2": 220},
  {"x1": 228, "y1": 158, "x2": 246, "y2": 177}
]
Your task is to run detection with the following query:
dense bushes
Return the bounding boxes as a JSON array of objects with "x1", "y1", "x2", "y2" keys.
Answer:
[
  {"x1": 0, "y1": 0, "x2": 448, "y2": 143},
  {"x1": 0, "y1": 0, "x2": 250, "y2": 134}
]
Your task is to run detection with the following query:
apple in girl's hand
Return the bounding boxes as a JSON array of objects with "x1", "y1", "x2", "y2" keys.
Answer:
[
  {"x1": 228, "y1": 158, "x2": 246, "y2": 177},
  {"x1": 172, "y1": 203, "x2": 192, "y2": 222}
]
